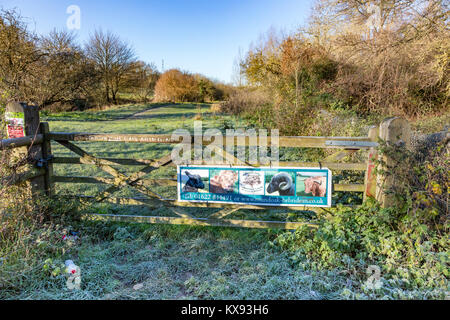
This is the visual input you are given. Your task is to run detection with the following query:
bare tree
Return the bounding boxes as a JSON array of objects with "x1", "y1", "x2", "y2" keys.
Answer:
[
  {"x1": 0, "y1": 12, "x2": 96, "y2": 109},
  {"x1": 305, "y1": 0, "x2": 449, "y2": 115},
  {"x1": 125, "y1": 61, "x2": 160, "y2": 102},
  {"x1": 0, "y1": 9, "x2": 42, "y2": 101},
  {"x1": 85, "y1": 29, "x2": 136, "y2": 104},
  {"x1": 33, "y1": 29, "x2": 98, "y2": 108},
  {"x1": 232, "y1": 47, "x2": 246, "y2": 86}
]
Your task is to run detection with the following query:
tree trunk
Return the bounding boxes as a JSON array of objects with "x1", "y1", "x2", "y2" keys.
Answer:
[
  {"x1": 295, "y1": 68, "x2": 299, "y2": 108},
  {"x1": 112, "y1": 89, "x2": 117, "y2": 104},
  {"x1": 105, "y1": 83, "x2": 111, "y2": 103}
]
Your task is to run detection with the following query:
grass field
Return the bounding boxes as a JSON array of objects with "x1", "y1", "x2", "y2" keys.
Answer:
[
  {"x1": 0, "y1": 102, "x2": 356, "y2": 300},
  {"x1": 45, "y1": 102, "x2": 357, "y2": 219},
  {"x1": 2, "y1": 103, "x2": 353, "y2": 299},
  {"x1": 3, "y1": 102, "x2": 441, "y2": 300}
]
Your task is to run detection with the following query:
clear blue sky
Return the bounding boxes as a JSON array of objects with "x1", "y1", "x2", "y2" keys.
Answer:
[{"x1": 1, "y1": 0, "x2": 313, "y2": 83}]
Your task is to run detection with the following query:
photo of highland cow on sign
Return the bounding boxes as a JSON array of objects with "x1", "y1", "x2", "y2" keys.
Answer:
[
  {"x1": 210, "y1": 169, "x2": 239, "y2": 194},
  {"x1": 296, "y1": 172, "x2": 328, "y2": 198},
  {"x1": 178, "y1": 166, "x2": 332, "y2": 207}
]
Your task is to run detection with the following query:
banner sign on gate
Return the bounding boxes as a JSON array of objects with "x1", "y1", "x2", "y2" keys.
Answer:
[
  {"x1": 5, "y1": 111, "x2": 25, "y2": 139},
  {"x1": 177, "y1": 166, "x2": 332, "y2": 207}
]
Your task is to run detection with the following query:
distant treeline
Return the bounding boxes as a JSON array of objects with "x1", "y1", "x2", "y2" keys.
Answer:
[
  {"x1": 0, "y1": 9, "x2": 230, "y2": 111},
  {"x1": 225, "y1": 0, "x2": 449, "y2": 134},
  {"x1": 154, "y1": 69, "x2": 232, "y2": 103}
]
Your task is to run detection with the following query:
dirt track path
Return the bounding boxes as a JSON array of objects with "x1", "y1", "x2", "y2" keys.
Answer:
[{"x1": 120, "y1": 103, "x2": 171, "y2": 120}]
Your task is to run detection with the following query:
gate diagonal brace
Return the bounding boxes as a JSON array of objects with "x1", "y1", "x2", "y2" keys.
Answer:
[
  {"x1": 209, "y1": 206, "x2": 244, "y2": 219},
  {"x1": 199, "y1": 143, "x2": 252, "y2": 166},
  {"x1": 323, "y1": 149, "x2": 358, "y2": 162},
  {"x1": 55, "y1": 141, "x2": 193, "y2": 218},
  {"x1": 216, "y1": 146, "x2": 249, "y2": 166}
]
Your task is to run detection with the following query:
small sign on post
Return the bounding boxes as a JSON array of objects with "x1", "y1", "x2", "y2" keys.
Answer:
[
  {"x1": 5, "y1": 103, "x2": 28, "y2": 166},
  {"x1": 4, "y1": 102, "x2": 48, "y2": 197},
  {"x1": 5, "y1": 112, "x2": 25, "y2": 138},
  {"x1": 5, "y1": 103, "x2": 26, "y2": 139},
  {"x1": 178, "y1": 166, "x2": 332, "y2": 207}
]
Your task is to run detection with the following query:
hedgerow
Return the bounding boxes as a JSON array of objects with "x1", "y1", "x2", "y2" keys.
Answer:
[{"x1": 273, "y1": 140, "x2": 449, "y2": 296}]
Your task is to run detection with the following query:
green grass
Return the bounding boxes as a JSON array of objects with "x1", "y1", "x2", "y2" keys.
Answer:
[
  {"x1": 41, "y1": 104, "x2": 152, "y2": 121},
  {"x1": 2, "y1": 102, "x2": 343, "y2": 300},
  {"x1": 2, "y1": 102, "x2": 443, "y2": 300},
  {"x1": 46, "y1": 102, "x2": 362, "y2": 213},
  {"x1": 1, "y1": 222, "x2": 353, "y2": 300},
  {"x1": 411, "y1": 111, "x2": 450, "y2": 134}
]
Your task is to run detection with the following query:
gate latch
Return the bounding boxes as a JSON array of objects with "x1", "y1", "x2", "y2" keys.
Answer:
[
  {"x1": 35, "y1": 155, "x2": 54, "y2": 169},
  {"x1": 325, "y1": 140, "x2": 378, "y2": 148}
]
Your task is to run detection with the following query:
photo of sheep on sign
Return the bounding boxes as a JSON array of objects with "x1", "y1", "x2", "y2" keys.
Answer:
[
  {"x1": 177, "y1": 166, "x2": 331, "y2": 207},
  {"x1": 180, "y1": 169, "x2": 209, "y2": 193},
  {"x1": 265, "y1": 171, "x2": 296, "y2": 196}
]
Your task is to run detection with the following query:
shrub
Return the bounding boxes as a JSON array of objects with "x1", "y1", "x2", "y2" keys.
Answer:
[
  {"x1": 154, "y1": 69, "x2": 229, "y2": 103},
  {"x1": 376, "y1": 137, "x2": 449, "y2": 226},
  {"x1": 234, "y1": 1, "x2": 449, "y2": 122},
  {"x1": 221, "y1": 87, "x2": 274, "y2": 125},
  {"x1": 0, "y1": 147, "x2": 81, "y2": 296},
  {"x1": 274, "y1": 200, "x2": 448, "y2": 294},
  {"x1": 210, "y1": 103, "x2": 223, "y2": 113},
  {"x1": 273, "y1": 140, "x2": 449, "y2": 294},
  {"x1": 222, "y1": 87, "x2": 326, "y2": 136}
]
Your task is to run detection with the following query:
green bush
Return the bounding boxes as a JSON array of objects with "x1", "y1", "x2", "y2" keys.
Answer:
[
  {"x1": 0, "y1": 146, "x2": 82, "y2": 297},
  {"x1": 273, "y1": 141, "x2": 449, "y2": 295},
  {"x1": 274, "y1": 200, "x2": 448, "y2": 290}
]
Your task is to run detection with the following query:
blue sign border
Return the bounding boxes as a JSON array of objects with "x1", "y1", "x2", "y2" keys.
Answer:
[{"x1": 177, "y1": 166, "x2": 332, "y2": 207}]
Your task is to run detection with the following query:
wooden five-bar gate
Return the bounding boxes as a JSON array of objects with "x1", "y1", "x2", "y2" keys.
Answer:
[{"x1": 1, "y1": 103, "x2": 411, "y2": 230}]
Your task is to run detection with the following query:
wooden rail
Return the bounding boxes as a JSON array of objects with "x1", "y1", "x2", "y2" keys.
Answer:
[
  {"x1": 0, "y1": 134, "x2": 44, "y2": 150},
  {"x1": 52, "y1": 157, "x2": 367, "y2": 171},
  {"x1": 4, "y1": 105, "x2": 412, "y2": 230},
  {"x1": 52, "y1": 175, "x2": 365, "y2": 192},
  {"x1": 47, "y1": 130, "x2": 374, "y2": 229},
  {"x1": 67, "y1": 194, "x2": 335, "y2": 212},
  {"x1": 2, "y1": 168, "x2": 46, "y2": 186},
  {"x1": 48, "y1": 132, "x2": 377, "y2": 149},
  {"x1": 83, "y1": 213, "x2": 319, "y2": 230}
]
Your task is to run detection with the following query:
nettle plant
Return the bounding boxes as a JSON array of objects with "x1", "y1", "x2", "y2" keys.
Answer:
[
  {"x1": 0, "y1": 118, "x2": 81, "y2": 294},
  {"x1": 273, "y1": 141, "x2": 449, "y2": 293},
  {"x1": 376, "y1": 139, "x2": 449, "y2": 227}
]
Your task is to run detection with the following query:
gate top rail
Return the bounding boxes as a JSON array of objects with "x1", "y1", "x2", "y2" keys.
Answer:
[
  {"x1": 0, "y1": 134, "x2": 44, "y2": 150},
  {"x1": 47, "y1": 132, "x2": 376, "y2": 149}
]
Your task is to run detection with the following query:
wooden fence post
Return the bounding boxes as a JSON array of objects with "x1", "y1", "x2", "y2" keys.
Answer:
[
  {"x1": 363, "y1": 125, "x2": 379, "y2": 201},
  {"x1": 376, "y1": 117, "x2": 411, "y2": 208},
  {"x1": 40, "y1": 122, "x2": 54, "y2": 196},
  {"x1": 4, "y1": 102, "x2": 48, "y2": 198},
  {"x1": 5, "y1": 102, "x2": 28, "y2": 166}
]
